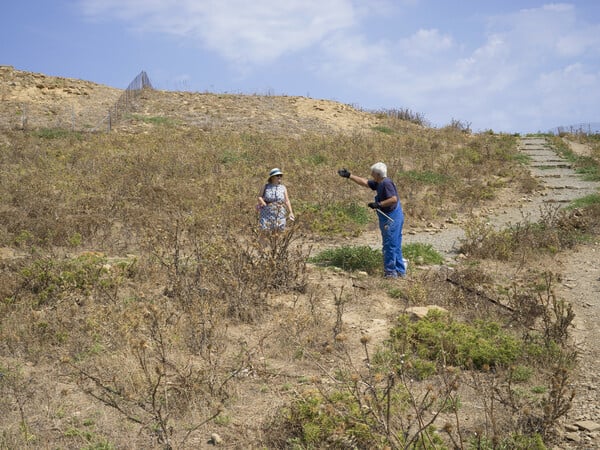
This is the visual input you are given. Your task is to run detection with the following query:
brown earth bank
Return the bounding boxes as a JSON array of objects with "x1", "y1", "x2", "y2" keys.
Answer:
[
  {"x1": 0, "y1": 68, "x2": 599, "y2": 449},
  {"x1": 0, "y1": 65, "x2": 404, "y2": 135}
]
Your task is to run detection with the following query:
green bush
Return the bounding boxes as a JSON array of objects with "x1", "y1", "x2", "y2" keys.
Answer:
[
  {"x1": 403, "y1": 242, "x2": 444, "y2": 265},
  {"x1": 310, "y1": 242, "x2": 444, "y2": 274},
  {"x1": 469, "y1": 433, "x2": 546, "y2": 450},
  {"x1": 19, "y1": 253, "x2": 123, "y2": 307},
  {"x1": 274, "y1": 385, "x2": 447, "y2": 449},
  {"x1": 568, "y1": 193, "x2": 600, "y2": 209},
  {"x1": 387, "y1": 310, "x2": 523, "y2": 371},
  {"x1": 309, "y1": 245, "x2": 381, "y2": 274},
  {"x1": 33, "y1": 128, "x2": 82, "y2": 139},
  {"x1": 372, "y1": 125, "x2": 395, "y2": 134}
]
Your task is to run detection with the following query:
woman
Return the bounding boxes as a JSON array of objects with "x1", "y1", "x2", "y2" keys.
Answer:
[{"x1": 257, "y1": 168, "x2": 295, "y2": 231}]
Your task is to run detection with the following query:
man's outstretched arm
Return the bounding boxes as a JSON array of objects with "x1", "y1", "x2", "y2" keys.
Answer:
[{"x1": 337, "y1": 168, "x2": 369, "y2": 188}]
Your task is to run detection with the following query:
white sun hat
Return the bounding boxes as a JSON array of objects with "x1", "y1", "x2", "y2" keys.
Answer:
[{"x1": 269, "y1": 168, "x2": 284, "y2": 178}]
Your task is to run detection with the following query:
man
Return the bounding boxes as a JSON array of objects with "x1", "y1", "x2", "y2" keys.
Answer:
[{"x1": 338, "y1": 162, "x2": 406, "y2": 278}]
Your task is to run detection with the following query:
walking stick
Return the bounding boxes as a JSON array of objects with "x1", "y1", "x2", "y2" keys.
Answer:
[{"x1": 375, "y1": 208, "x2": 394, "y2": 222}]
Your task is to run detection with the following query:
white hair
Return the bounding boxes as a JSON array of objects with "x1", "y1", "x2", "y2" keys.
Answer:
[{"x1": 370, "y1": 162, "x2": 387, "y2": 178}]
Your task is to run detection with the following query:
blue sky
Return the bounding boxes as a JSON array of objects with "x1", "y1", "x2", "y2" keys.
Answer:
[{"x1": 2, "y1": 1, "x2": 599, "y2": 133}]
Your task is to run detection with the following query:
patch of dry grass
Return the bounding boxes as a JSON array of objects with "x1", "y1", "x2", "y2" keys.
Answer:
[{"x1": 0, "y1": 91, "x2": 584, "y2": 448}]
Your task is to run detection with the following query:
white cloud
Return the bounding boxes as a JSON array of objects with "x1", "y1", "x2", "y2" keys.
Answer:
[
  {"x1": 345, "y1": 3, "x2": 600, "y2": 130},
  {"x1": 538, "y1": 63, "x2": 598, "y2": 93},
  {"x1": 541, "y1": 3, "x2": 573, "y2": 13},
  {"x1": 320, "y1": 33, "x2": 391, "y2": 71},
  {"x1": 78, "y1": 0, "x2": 600, "y2": 131},
  {"x1": 555, "y1": 26, "x2": 600, "y2": 57},
  {"x1": 79, "y1": 0, "x2": 358, "y2": 64},
  {"x1": 397, "y1": 29, "x2": 453, "y2": 58}
]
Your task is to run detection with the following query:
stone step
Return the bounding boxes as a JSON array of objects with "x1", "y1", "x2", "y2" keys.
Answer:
[
  {"x1": 521, "y1": 149, "x2": 558, "y2": 154},
  {"x1": 531, "y1": 163, "x2": 573, "y2": 169}
]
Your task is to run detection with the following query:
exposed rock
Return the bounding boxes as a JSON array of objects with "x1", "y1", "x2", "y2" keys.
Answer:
[
  {"x1": 209, "y1": 432, "x2": 223, "y2": 445},
  {"x1": 575, "y1": 420, "x2": 600, "y2": 432},
  {"x1": 565, "y1": 432, "x2": 581, "y2": 443},
  {"x1": 405, "y1": 305, "x2": 448, "y2": 320}
]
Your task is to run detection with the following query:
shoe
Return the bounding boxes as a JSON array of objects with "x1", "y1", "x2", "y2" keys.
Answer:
[{"x1": 384, "y1": 272, "x2": 406, "y2": 279}]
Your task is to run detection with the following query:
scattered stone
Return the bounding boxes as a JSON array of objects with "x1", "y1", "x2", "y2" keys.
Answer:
[
  {"x1": 352, "y1": 281, "x2": 368, "y2": 290},
  {"x1": 405, "y1": 305, "x2": 448, "y2": 320},
  {"x1": 575, "y1": 420, "x2": 600, "y2": 432},
  {"x1": 209, "y1": 433, "x2": 223, "y2": 445},
  {"x1": 565, "y1": 432, "x2": 581, "y2": 443},
  {"x1": 564, "y1": 424, "x2": 579, "y2": 432}
]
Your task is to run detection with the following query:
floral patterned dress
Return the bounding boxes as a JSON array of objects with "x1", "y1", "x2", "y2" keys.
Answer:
[{"x1": 259, "y1": 183, "x2": 287, "y2": 230}]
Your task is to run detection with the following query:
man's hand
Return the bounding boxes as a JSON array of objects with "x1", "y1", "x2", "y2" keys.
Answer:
[
  {"x1": 367, "y1": 202, "x2": 380, "y2": 209},
  {"x1": 337, "y1": 168, "x2": 351, "y2": 178}
]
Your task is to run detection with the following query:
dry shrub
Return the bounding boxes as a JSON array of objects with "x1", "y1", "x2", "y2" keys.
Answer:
[
  {"x1": 508, "y1": 271, "x2": 574, "y2": 347},
  {"x1": 0, "y1": 106, "x2": 578, "y2": 449},
  {"x1": 264, "y1": 337, "x2": 460, "y2": 449},
  {"x1": 0, "y1": 253, "x2": 135, "y2": 363},
  {"x1": 460, "y1": 204, "x2": 591, "y2": 262},
  {"x1": 0, "y1": 126, "x2": 525, "y2": 249},
  {"x1": 199, "y1": 223, "x2": 309, "y2": 323},
  {"x1": 401, "y1": 268, "x2": 577, "y2": 444},
  {"x1": 71, "y1": 300, "x2": 230, "y2": 449},
  {"x1": 0, "y1": 361, "x2": 37, "y2": 445},
  {"x1": 583, "y1": 202, "x2": 600, "y2": 233},
  {"x1": 460, "y1": 218, "x2": 516, "y2": 260},
  {"x1": 268, "y1": 284, "x2": 332, "y2": 359},
  {"x1": 466, "y1": 349, "x2": 575, "y2": 443}
]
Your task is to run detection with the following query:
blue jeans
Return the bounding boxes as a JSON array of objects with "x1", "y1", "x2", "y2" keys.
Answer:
[{"x1": 378, "y1": 206, "x2": 405, "y2": 277}]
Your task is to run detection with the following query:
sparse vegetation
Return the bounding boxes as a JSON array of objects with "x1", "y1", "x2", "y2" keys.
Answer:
[
  {"x1": 549, "y1": 135, "x2": 600, "y2": 181},
  {"x1": 309, "y1": 245, "x2": 382, "y2": 274},
  {"x1": 0, "y1": 70, "x2": 595, "y2": 449},
  {"x1": 403, "y1": 242, "x2": 445, "y2": 266},
  {"x1": 568, "y1": 193, "x2": 600, "y2": 209},
  {"x1": 459, "y1": 203, "x2": 596, "y2": 260},
  {"x1": 373, "y1": 107, "x2": 429, "y2": 126}
]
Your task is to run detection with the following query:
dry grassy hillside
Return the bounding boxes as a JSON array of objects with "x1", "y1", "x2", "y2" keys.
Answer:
[
  {"x1": 0, "y1": 66, "x2": 406, "y2": 135},
  {"x1": 126, "y1": 89, "x2": 394, "y2": 135},
  {"x1": 1, "y1": 68, "x2": 598, "y2": 449}
]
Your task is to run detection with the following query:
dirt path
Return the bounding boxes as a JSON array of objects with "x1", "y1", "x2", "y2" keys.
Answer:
[
  {"x1": 556, "y1": 242, "x2": 600, "y2": 446},
  {"x1": 326, "y1": 136, "x2": 600, "y2": 446},
  {"x1": 418, "y1": 136, "x2": 600, "y2": 446},
  {"x1": 520, "y1": 139, "x2": 600, "y2": 443}
]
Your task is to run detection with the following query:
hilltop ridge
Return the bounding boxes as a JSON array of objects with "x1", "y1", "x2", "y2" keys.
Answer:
[
  {"x1": 0, "y1": 66, "x2": 121, "y2": 130},
  {"x1": 0, "y1": 66, "x2": 410, "y2": 134}
]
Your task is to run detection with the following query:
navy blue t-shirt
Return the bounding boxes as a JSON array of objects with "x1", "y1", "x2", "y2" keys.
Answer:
[{"x1": 368, "y1": 178, "x2": 400, "y2": 214}]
